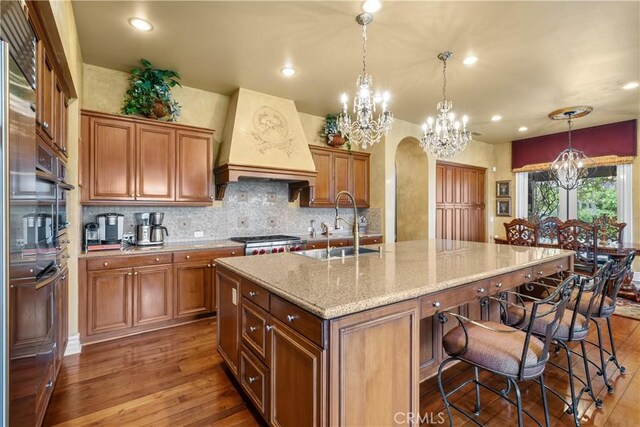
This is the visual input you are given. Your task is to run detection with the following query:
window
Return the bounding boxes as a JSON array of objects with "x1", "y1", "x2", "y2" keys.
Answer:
[
  {"x1": 576, "y1": 166, "x2": 617, "y2": 223},
  {"x1": 527, "y1": 171, "x2": 560, "y2": 221}
]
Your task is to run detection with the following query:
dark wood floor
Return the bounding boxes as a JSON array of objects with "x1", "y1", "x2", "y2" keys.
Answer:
[{"x1": 45, "y1": 315, "x2": 640, "y2": 426}]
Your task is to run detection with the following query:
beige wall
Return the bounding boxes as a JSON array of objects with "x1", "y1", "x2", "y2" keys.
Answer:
[
  {"x1": 49, "y1": 0, "x2": 83, "y2": 338},
  {"x1": 492, "y1": 142, "x2": 514, "y2": 238},
  {"x1": 395, "y1": 138, "x2": 428, "y2": 241}
]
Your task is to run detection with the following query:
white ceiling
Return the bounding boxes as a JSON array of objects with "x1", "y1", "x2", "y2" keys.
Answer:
[{"x1": 72, "y1": 1, "x2": 639, "y2": 144}]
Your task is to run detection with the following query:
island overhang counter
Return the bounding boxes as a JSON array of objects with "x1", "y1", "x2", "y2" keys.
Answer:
[{"x1": 214, "y1": 239, "x2": 574, "y2": 426}]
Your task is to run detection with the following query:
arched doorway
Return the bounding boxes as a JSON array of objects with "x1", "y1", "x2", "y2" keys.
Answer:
[{"x1": 395, "y1": 137, "x2": 429, "y2": 241}]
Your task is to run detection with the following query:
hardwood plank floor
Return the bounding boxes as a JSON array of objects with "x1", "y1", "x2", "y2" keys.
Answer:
[{"x1": 45, "y1": 316, "x2": 640, "y2": 426}]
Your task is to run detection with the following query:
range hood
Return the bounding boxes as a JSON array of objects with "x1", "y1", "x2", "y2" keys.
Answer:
[{"x1": 214, "y1": 88, "x2": 317, "y2": 201}]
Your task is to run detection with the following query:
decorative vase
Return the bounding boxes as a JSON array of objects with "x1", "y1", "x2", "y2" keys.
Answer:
[
  {"x1": 327, "y1": 133, "x2": 346, "y2": 147},
  {"x1": 151, "y1": 100, "x2": 167, "y2": 119}
]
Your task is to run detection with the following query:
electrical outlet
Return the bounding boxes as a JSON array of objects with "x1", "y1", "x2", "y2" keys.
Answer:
[
  {"x1": 237, "y1": 192, "x2": 248, "y2": 202},
  {"x1": 194, "y1": 231, "x2": 204, "y2": 238}
]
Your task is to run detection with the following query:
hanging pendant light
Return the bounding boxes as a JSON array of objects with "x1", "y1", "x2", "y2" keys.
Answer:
[
  {"x1": 420, "y1": 51, "x2": 471, "y2": 159},
  {"x1": 548, "y1": 106, "x2": 595, "y2": 190},
  {"x1": 337, "y1": 13, "x2": 393, "y2": 149}
]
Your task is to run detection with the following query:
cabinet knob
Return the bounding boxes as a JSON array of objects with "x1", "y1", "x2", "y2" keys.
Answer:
[
  {"x1": 130, "y1": 193, "x2": 134, "y2": 197},
  {"x1": 286, "y1": 314, "x2": 297, "y2": 322},
  {"x1": 207, "y1": 264, "x2": 211, "y2": 268},
  {"x1": 45, "y1": 380, "x2": 54, "y2": 389},
  {"x1": 133, "y1": 271, "x2": 138, "y2": 275},
  {"x1": 186, "y1": 255, "x2": 191, "y2": 259},
  {"x1": 477, "y1": 288, "x2": 485, "y2": 294},
  {"x1": 127, "y1": 272, "x2": 132, "y2": 276},
  {"x1": 155, "y1": 258, "x2": 160, "y2": 262},
  {"x1": 248, "y1": 376, "x2": 258, "y2": 384},
  {"x1": 536, "y1": 270, "x2": 544, "y2": 276},
  {"x1": 248, "y1": 291, "x2": 257, "y2": 297},
  {"x1": 62, "y1": 275, "x2": 66, "y2": 280},
  {"x1": 231, "y1": 251, "x2": 236, "y2": 255},
  {"x1": 556, "y1": 264, "x2": 564, "y2": 270},
  {"x1": 266, "y1": 325, "x2": 273, "y2": 331},
  {"x1": 433, "y1": 301, "x2": 441, "y2": 308},
  {"x1": 42, "y1": 121, "x2": 49, "y2": 130},
  {"x1": 495, "y1": 282, "x2": 503, "y2": 289},
  {"x1": 103, "y1": 262, "x2": 109, "y2": 267},
  {"x1": 249, "y1": 326, "x2": 258, "y2": 333},
  {"x1": 524, "y1": 273, "x2": 532, "y2": 280}
]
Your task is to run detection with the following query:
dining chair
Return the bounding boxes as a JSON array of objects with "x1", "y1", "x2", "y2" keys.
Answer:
[
  {"x1": 569, "y1": 250, "x2": 636, "y2": 393},
  {"x1": 502, "y1": 261, "x2": 614, "y2": 427},
  {"x1": 538, "y1": 217, "x2": 562, "y2": 247},
  {"x1": 593, "y1": 216, "x2": 626, "y2": 250},
  {"x1": 437, "y1": 275, "x2": 575, "y2": 427},
  {"x1": 558, "y1": 220, "x2": 598, "y2": 276},
  {"x1": 504, "y1": 219, "x2": 539, "y2": 247}
]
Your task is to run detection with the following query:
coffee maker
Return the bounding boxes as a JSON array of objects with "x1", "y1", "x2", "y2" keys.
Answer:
[
  {"x1": 150, "y1": 212, "x2": 169, "y2": 245},
  {"x1": 96, "y1": 213, "x2": 124, "y2": 244},
  {"x1": 84, "y1": 222, "x2": 101, "y2": 249}
]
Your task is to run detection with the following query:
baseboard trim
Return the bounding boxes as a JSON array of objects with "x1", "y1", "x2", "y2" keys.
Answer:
[{"x1": 64, "y1": 334, "x2": 82, "y2": 356}]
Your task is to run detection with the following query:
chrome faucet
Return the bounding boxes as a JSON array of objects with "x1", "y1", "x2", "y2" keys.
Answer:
[
  {"x1": 334, "y1": 191, "x2": 359, "y2": 254},
  {"x1": 321, "y1": 222, "x2": 333, "y2": 258}
]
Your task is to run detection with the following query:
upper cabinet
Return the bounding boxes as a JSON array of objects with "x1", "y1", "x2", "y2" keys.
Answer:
[
  {"x1": 301, "y1": 145, "x2": 370, "y2": 208},
  {"x1": 80, "y1": 110, "x2": 214, "y2": 206},
  {"x1": 36, "y1": 40, "x2": 55, "y2": 144}
]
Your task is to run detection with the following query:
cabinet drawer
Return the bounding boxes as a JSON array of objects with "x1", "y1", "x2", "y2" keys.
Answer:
[
  {"x1": 332, "y1": 238, "x2": 351, "y2": 248},
  {"x1": 173, "y1": 248, "x2": 241, "y2": 263},
  {"x1": 241, "y1": 298, "x2": 269, "y2": 361},
  {"x1": 270, "y1": 295, "x2": 326, "y2": 348},
  {"x1": 486, "y1": 267, "x2": 535, "y2": 291},
  {"x1": 420, "y1": 280, "x2": 490, "y2": 318},
  {"x1": 307, "y1": 241, "x2": 328, "y2": 250},
  {"x1": 360, "y1": 236, "x2": 382, "y2": 245},
  {"x1": 241, "y1": 280, "x2": 269, "y2": 311},
  {"x1": 239, "y1": 344, "x2": 269, "y2": 418},
  {"x1": 86, "y1": 254, "x2": 172, "y2": 270},
  {"x1": 532, "y1": 258, "x2": 569, "y2": 279}
]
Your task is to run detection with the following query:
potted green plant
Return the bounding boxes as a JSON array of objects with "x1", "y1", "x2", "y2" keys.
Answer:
[
  {"x1": 121, "y1": 58, "x2": 182, "y2": 121},
  {"x1": 320, "y1": 114, "x2": 349, "y2": 149}
]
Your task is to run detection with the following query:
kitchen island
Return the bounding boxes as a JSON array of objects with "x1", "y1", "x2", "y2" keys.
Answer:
[{"x1": 215, "y1": 239, "x2": 573, "y2": 426}]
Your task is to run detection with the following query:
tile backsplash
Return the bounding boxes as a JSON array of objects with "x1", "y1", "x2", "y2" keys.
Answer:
[{"x1": 82, "y1": 181, "x2": 381, "y2": 242}]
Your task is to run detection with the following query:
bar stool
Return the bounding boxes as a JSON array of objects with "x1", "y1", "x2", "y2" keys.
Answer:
[
  {"x1": 502, "y1": 261, "x2": 614, "y2": 427},
  {"x1": 437, "y1": 275, "x2": 575, "y2": 427},
  {"x1": 569, "y1": 250, "x2": 636, "y2": 393}
]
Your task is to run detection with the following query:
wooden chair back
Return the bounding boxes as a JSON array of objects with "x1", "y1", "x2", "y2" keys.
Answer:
[
  {"x1": 593, "y1": 216, "x2": 626, "y2": 248},
  {"x1": 537, "y1": 217, "x2": 562, "y2": 247},
  {"x1": 504, "y1": 219, "x2": 538, "y2": 247},
  {"x1": 558, "y1": 220, "x2": 598, "y2": 276}
]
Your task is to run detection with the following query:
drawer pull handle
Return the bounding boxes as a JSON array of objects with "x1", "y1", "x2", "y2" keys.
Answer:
[
  {"x1": 248, "y1": 376, "x2": 258, "y2": 384},
  {"x1": 248, "y1": 291, "x2": 257, "y2": 297},
  {"x1": 231, "y1": 251, "x2": 236, "y2": 255},
  {"x1": 186, "y1": 255, "x2": 191, "y2": 259},
  {"x1": 155, "y1": 258, "x2": 160, "y2": 262},
  {"x1": 556, "y1": 264, "x2": 564, "y2": 270},
  {"x1": 249, "y1": 326, "x2": 258, "y2": 333},
  {"x1": 127, "y1": 272, "x2": 133, "y2": 276},
  {"x1": 496, "y1": 282, "x2": 503, "y2": 288},
  {"x1": 537, "y1": 270, "x2": 544, "y2": 276},
  {"x1": 286, "y1": 314, "x2": 297, "y2": 322},
  {"x1": 477, "y1": 288, "x2": 485, "y2": 294},
  {"x1": 103, "y1": 262, "x2": 109, "y2": 267},
  {"x1": 433, "y1": 301, "x2": 441, "y2": 308},
  {"x1": 133, "y1": 271, "x2": 138, "y2": 275},
  {"x1": 42, "y1": 121, "x2": 49, "y2": 130},
  {"x1": 524, "y1": 274, "x2": 532, "y2": 280},
  {"x1": 45, "y1": 380, "x2": 53, "y2": 389},
  {"x1": 266, "y1": 325, "x2": 273, "y2": 331}
]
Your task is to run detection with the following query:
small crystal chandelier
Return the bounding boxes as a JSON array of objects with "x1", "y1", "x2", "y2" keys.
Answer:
[
  {"x1": 549, "y1": 106, "x2": 595, "y2": 190},
  {"x1": 337, "y1": 13, "x2": 393, "y2": 149},
  {"x1": 420, "y1": 51, "x2": 471, "y2": 159}
]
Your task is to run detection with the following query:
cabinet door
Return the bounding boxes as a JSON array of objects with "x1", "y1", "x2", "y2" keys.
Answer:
[
  {"x1": 308, "y1": 148, "x2": 333, "y2": 206},
  {"x1": 136, "y1": 124, "x2": 175, "y2": 201},
  {"x1": 217, "y1": 269, "x2": 241, "y2": 376},
  {"x1": 36, "y1": 40, "x2": 55, "y2": 142},
  {"x1": 55, "y1": 269, "x2": 69, "y2": 366},
  {"x1": 173, "y1": 260, "x2": 212, "y2": 318},
  {"x1": 133, "y1": 264, "x2": 173, "y2": 326},
  {"x1": 333, "y1": 151, "x2": 351, "y2": 202},
  {"x1": 351, "y1": 153, "x2": 370, "y2": 208},
  {"x1": 175, "y1": 130, "x2": 212, "y2": 202},
  {"x1": 53, "y1": 77, "x2": 68, "y2": 157},
  {"x1": 269, "y1": 318, "x2": 325, "y2": 427},
  {"x1": 89, "y1": 117, "x2": 136, "y2": 200},
  {"x1": 86, "y1": 268, "x2": 132, "y2": 335}
]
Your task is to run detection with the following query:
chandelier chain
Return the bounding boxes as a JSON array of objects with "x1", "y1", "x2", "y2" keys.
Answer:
[
  {"x1": 362, "y1": 22, "x2": 367, "y2": 76},
  {"x1": 442, "y1": 57, "x2": 448, "y2": 102}
]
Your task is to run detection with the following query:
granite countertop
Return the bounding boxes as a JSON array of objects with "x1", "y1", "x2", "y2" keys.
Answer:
[
  {"x1": 78, "y1": 239, "x2": 243, "y2": 258},
  {"x1": 216, "y1": 239, "x2": 574, "y2": 320}
]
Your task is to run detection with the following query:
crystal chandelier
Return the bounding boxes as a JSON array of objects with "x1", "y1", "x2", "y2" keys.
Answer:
[
  {"x1": 337, "y1": 13, "x2": 393, "y2": 149},
  {"x1": 549, "y1": 106, "x2": 595, "y2": 190},
  {"x1": 420, "y1": 51, "x2": 471, "y2": 159}
]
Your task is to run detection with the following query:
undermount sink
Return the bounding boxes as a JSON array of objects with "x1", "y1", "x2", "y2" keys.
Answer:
[{"x1": 295, "y1": 246, "x2": 379, "y2": 261}]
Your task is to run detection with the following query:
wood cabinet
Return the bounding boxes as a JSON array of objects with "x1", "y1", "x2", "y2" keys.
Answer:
[
  {"x1": 136, "y1": 124, "x2": 175, "y2": 201},
  {"x1": 217, "y1": 269, "x2": 241, "y2": 376},
  {"x1": 53, "y1": 77, "x2": 68, "y2": 157},
  {"x1": 301, "y1": 145, "x2": 371, "y2": 208},
  {"x1": 55, "y1": 269, "x2": 69, "y2": 368},
  {"x1": 79, "y1": 248, "x2": 242, "y2": 344},
  {"x1": 81, "y1": 110, "x2": 214, "y2": 206},
  {"x1": 36, "y1": 40, "x2": 55, "y2": 144}
]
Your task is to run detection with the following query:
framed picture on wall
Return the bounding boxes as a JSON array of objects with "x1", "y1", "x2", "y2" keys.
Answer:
[
  {"x1": 496, "y1": 199, "x2": 512, "y2": 217},
  {"x1": 496, "y1": 180, "x2": 511, "y2": 197}
]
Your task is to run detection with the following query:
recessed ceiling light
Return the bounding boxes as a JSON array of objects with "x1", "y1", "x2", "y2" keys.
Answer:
[
  {"x1": 463, "y1": 55, "x2": 478, "y2": 65},
  {"x1": 281, "y1": 66, "x2": 296, "y2": 77},
  {"x1": 491, "y1": 115, "x2": 502, "y2": 122},
  {"x1": 622, "y1": 81, "x2": 639, "y2": 90},
  {"x1": 362, "y1": 0, "x2": 382, "y2": 13},
  {"x1": 128, "y1": 18, "x2": 153, "y2": 31},
  {"x1": 518, "y1": 126, "x2": 528, "y2": 132}
]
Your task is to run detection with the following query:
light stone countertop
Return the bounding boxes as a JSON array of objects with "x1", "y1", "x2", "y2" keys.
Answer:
[
  {"x1": 78, "y1": 239, "x2": 244, "y2": 258},
  {"x1": 216, "y1": 239, "x2": 574, "y2": 320}
]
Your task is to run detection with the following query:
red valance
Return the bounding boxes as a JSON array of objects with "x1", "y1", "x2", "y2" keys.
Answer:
[{"x1": 512, "y1": 119, "x2": 637, "y2": 170}]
